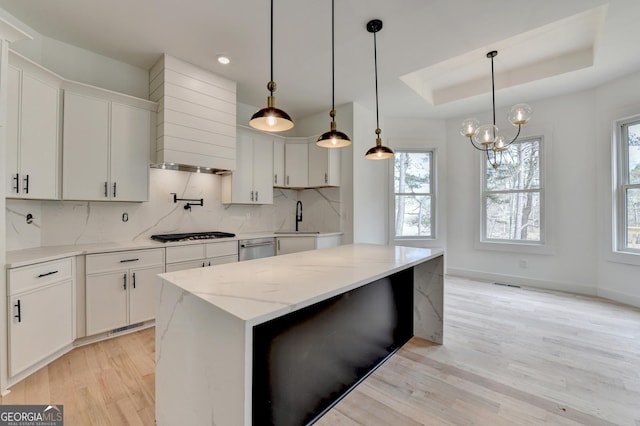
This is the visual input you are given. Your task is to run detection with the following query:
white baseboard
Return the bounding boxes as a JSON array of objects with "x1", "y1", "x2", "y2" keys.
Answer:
[
  {"x1": 446, "y1": 267, "x2": 598, "y2": 296},
  {"x1": 597, "y1": 287, "x2": 640, "y2": 309}
]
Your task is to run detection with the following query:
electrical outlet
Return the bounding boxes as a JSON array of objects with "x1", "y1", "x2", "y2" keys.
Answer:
[{"x1": 519, "y1": 259, "x2": 528, "y2": 269}]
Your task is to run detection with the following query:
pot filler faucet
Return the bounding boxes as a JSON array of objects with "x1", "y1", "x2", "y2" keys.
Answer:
[{"x1": 296, "y1": 201, "x2": 303, "y2": 231}]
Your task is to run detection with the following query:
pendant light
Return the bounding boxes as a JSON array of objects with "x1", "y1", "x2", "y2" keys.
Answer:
[
  {"x1": 249, "y1": 0, "x2": 294, "y2": 132},
  {"x1": 364, "y1": 19, "x2": 394, "y2": 160},
  {"x1": 316, "y1": 0, "x2": 351, "y2": 148},
  {"x1": 460, "y1": 51, "x2": 532, "y2": 168}
]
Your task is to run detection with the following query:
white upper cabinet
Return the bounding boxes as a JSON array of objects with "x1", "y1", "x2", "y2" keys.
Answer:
[
  {"x1": 222, "y1": 127, "x2": 273, "y2": 204},
  {"x1": 284, "y1": 142, "x2": 309, "y2": 188},
  {"x1": 6, "y1": 51, "x2": 62, "y2": 199},
  {"x1": 110, "y1": 103, "x2": 151, "y2": 201},
  {"x1": 308, "y1": 139, "x2": 341, "y2": 187},
  {"x1": 273, "y1": 139, "x2": 285, "y2": 187},
  {"x1": 62, "y1": 83, "x2": 155, "y2": 201}
]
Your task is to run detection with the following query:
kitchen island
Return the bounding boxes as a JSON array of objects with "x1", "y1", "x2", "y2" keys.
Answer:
[{"x1": 155, "y1": 244, "x2": 444, "y2": 426}]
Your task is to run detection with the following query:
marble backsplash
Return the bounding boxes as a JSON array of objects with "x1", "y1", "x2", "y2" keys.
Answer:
[{"x1": 6, "y1": 168, "x2": 342, "y2": 251}]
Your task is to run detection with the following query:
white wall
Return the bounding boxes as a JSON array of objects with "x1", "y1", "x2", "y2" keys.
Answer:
[
  {"x1": 595, "y1": 70, "x2": 640, "y2": 307},
  {"x1": 445, "y1": 90, "x2": 600, "y2": 295},
  {"x1": 9, "y1": 33, "x2": 149, "y2": 99},
  {"x1": 385, "y1": 117, "x2": 448, "y2": 250}
]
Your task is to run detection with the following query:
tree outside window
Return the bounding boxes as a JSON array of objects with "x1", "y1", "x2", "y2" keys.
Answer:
[
  {"x1": 483, "y1": 138, "x2": 542, "y2": 242},
  {"x1": 620, "y1": 120, "x2": 640, "y2": 251},
  {"x1": 394, "y1": 151, "x2": 434, "y2": 239}
]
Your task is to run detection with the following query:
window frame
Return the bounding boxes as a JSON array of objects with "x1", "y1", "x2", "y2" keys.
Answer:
[
  {"x1": 616, "y1": 117, "x2": 640, "y2": 254},
  {"x1": 480, "y1": 135, "x2": 546, "y2": 246},
  {"x1": 391, "y1": 148, "x2": 436, "y2": 240}
]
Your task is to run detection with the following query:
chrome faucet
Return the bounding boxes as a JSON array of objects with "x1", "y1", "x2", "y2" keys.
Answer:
[{"x1": 295, "y1": 201, "x2": 303, "y2": 231}]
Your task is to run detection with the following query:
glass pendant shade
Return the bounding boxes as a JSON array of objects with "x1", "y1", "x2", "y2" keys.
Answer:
[
  {"x1": 473, "y1": 124, "x2": 499, "y2": 146},
  {"x1": 460, "y1": 118, "x2": 480, "y2": 137},
  {"x1": 493, "y1": 134, "x2": 507, "y2": 150},
  {"x1": 508, "y1": 103, "x2": 532, "y2": 125}
]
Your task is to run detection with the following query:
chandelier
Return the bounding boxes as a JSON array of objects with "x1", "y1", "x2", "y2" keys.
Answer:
[{"x1": 460, "y1": 50, "x2": 532, "y2": 168}]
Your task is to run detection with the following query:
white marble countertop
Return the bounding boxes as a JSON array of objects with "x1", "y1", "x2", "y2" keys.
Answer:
[
  {"x1": 5, "y1": 231, "x2": 343, "y2": 268},
  {"x1": 159, "y1": 244, "x2": 444, "y2": 326}
]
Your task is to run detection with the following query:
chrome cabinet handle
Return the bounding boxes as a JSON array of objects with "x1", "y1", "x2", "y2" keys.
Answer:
[
  {"x1": 37, "y1": 270, "x2": 59, "y2": 278},
  {"x1": 14, "y1": 300, "x2": 21, "y2": 323}
]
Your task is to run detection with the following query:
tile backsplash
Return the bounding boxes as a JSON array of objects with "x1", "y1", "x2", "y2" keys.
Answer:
[{"x1": 6, "y1": 168, "x2": 341, "y2": 251}]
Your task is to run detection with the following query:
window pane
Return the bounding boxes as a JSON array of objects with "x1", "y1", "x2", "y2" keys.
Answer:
[
  {"x1": 628, "y1": 123, "x2": 640, "y2": 185},
  {"x1": 486, "y1": 139, "x2": 540, "y2": 191},
  {"x1": 485, "y1": 192, "x2": 540, "y2": 241},
  {"x1": 395, "y1": 195, "x2": 432, "y2": 237},
  {"x1": 394, "y1": 152, "x2": 431, "y2": 193},
  {"x1": 627, "y1": 188, "x2": 640, "y2": 248}
]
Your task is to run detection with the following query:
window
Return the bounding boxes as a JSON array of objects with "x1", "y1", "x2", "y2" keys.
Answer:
[
  {"x1": 618, "y1": 119, "x2": 640, "y2": 252},
  {"x1": 393, "y1": 150, "x2": 435, "y2": 239},
  {"x1": 482, "y1": 137, "x2": 542, "y2": 243}
]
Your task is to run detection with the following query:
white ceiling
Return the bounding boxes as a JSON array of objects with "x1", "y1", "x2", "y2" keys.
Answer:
[{"x1": 0, "y1": 0, "x2": 639, "y2": 121}]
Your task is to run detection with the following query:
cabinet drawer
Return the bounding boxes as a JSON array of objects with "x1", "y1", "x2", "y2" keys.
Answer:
[
  {"x1": 206, "y1": 254, "x2": 238, "y2": 266},
  {"x1": 8, "y1": 257, "x2": 73, "y2": 296},
  {"x1": 166, "y1": 244, "x2": 205, "y2": 264},
  {"x1": 205, "y1": 241, "x2": 238, "y2": 258},
  {"x1": 86, "y1": 248, "x2": 164, "y2": 274}
]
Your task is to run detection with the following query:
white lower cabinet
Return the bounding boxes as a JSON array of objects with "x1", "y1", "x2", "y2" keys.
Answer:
[
  {"x1": 165, "y1": 241, "x2": 238, "y2": 272},
  {"x1": 276, "y1": 234, "x2": 342, "y2": 255},
  {"x1": 7, "y1": 257, "x2": 75, "y2": 378},
  {"x1": 85, "y1": 248, "x2": 164, "y2": 335},
  {"x1": 276, "y1": 236, "x2": 317, "y2": 255}
]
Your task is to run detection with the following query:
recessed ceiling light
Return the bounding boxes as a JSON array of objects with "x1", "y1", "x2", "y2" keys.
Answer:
[{"x1": 217, "y1": 55, "x2": 230, "y2": 65}]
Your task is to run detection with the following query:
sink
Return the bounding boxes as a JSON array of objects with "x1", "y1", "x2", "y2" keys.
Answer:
[{"x1": 274, "y1": 231, "x2": 320, "y2": 235}]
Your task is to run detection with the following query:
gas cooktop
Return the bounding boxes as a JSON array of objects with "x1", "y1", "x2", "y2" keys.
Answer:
[{"x1": 151, "y1": 231, "x2": 236, "y2": 243}]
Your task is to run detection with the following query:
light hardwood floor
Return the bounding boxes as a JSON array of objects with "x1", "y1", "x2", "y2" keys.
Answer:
[{"x1": 2, "y1": 276, "x2": 640, "y2": 425}]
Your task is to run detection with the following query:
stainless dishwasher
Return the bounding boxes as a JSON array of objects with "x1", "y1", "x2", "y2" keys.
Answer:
[{"x1": 238, "y1": 237, "x2": 275, "y2": 261}]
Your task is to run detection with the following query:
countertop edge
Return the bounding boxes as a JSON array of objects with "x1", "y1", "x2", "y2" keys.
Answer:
[{"x1": 6, "y1": 232, "x2": 344, "y2": 268}]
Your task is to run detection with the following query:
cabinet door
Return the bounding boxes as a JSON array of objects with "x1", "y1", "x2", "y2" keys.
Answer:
[
  {"x1": 309, "y1": 141, "x2": 340, "y2": 187},
  {"x1": 129, "y1": 265, "x2": 163, "y2": 324},
  {"x1": 276, "y1": 236, "x2": 316, "y2": 255},
  {"x1": 252, "y1": 132, "x2": 274, "y2": 204},
  {"x1": 6, "y1": 66, "x2": 20, "y2": 196},
  {"x1": 285, "y1": 143, "x2": 308, "y2": 188},
  {"x1": 229, "y1": 128, "x2": 254, "y2": 203},
  {"x1": 9, "y1": 281, "x2": 73, "y2": 376},
  {"x1": 19, "y1": 73, "x2": 60, "y2": 199},
  {"x1": 86, "y1": 271, "x2": 128, "y2": 335},
  {"x1": 273, "y1": 139, "x2": 285, "y2": 187},
  {"x1": 110, "y1": 103, "x2": 150, "y2": 201},
  {"x1": 63, "y1": 92, "x2": 110, "y2": 200}
]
